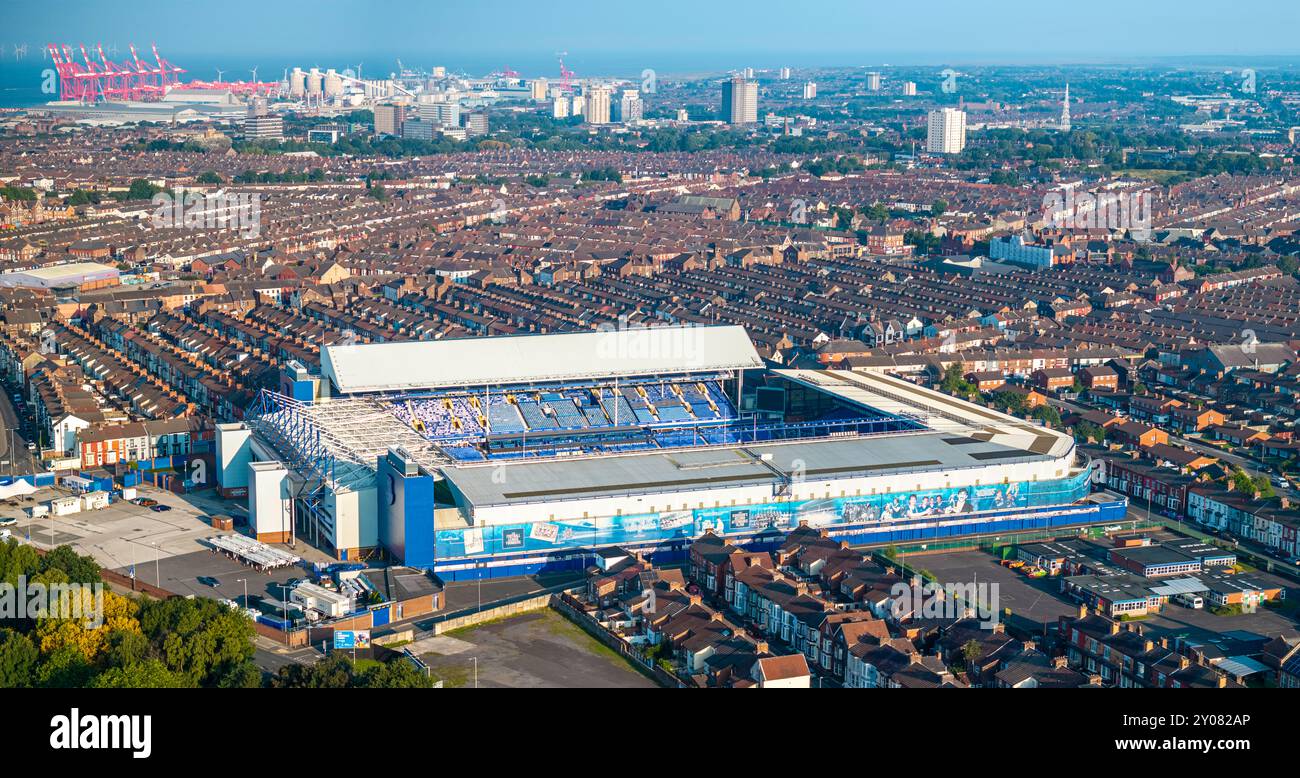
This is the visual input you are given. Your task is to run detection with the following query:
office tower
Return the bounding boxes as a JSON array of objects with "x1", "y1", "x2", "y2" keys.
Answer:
[
  {"x1": 616, "y1": 89, "x2": 642, "y2": 123},
  {"x1": 530, "y1": 78, "x2": 549, "y2": 101},
  {"x1": 779, "y1": 67, "x2": 791, "y2": 80},
  {"x1": 902, "y1": 81, "x2": 917, "y2": 96},
  {"x1": 676, "y1": 108, "x2": 689, "y2": 122},
  {"x1": 866, "y1": 72, "x2": 882, "y2": 90},
  {"x1": 584, "y1": 85, "x2": 611, "y2": 124},
  {"x1": 418, "y1": 100, "x2": 459, "y2": 127},
  {"x1": 1060, "y1": 83, "x2": 1071, "y2": 131},
  {"x1": 926, "y1": 107, "x2": 967, "y2": 154},
  {"x1": 802, "y1": 81, "x2": 817, "y2": 99},
  {"x1": 374, "y1": 104, "x2": 405, "y2": 136},
  {"x1": 463, "y1": 112, "x2": 489, "y2": 137},
  {"x1": 401, "y1": 119, "x2": 434, "y2": 140},
  {"x1": 243, "y1": 97, "x2": 283, "y2": 140},
  {"x1": 553, "y1": 96, "x2": 570, "y2": 118},
  {"x1": 743, "y1": 67, "x2": 754, "y2": 79},
  {"x1": 721, "y1": 76, "x2": 758, "y2": 125}
]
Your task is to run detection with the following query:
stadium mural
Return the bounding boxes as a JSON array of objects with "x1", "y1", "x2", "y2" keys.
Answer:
[{"x1": 434, "y1": 468, "x2": 1094, "y2": 559}]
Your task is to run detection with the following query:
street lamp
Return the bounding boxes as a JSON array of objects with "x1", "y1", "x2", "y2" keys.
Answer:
[
  {"x1": 236, "y1": 577, "x2": 248, "y2": 607},
  {"x1": 152, "y1": 541, "x2": 159, "y2": 586}
]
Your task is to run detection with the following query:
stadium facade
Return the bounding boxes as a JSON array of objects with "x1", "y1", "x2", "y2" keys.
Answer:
[{"x1": 217, "y1": 325, "x2": 1124, "y2": 580}]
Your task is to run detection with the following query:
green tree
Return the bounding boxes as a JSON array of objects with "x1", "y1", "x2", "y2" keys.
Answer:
[
  {"x1": 1031, "y1": 405, "x2": 1062, "y2": 428},
  {"x1": 215, "y1": 661, "x2": 264, "y2": 688},
  {"x1": 1230, "y1": 468, "x2": 1274, "y2": 499},
  {"x1": 36, "y1": 645, "x2": 98, "y2": 688},
  {"x1": 990, "y1": 390, "x2": 1028, "y2": 416},
  {"x1": 125, "y1": 179, "x2": 163, "y2": 201},
  {"x1": 940, "y1": 364, "x2": 978, "y2": 399},
  {"x1": 1075, "y1": 421, "x2": 1106, "y2": 444},
  {"x1": 0, "y1": 629, "x2": 38, "y2": 687},
  {"x1": 0, "y1": 539, "x2": 42, "y2": 585},
  {"x1": 40, "y1": 546, "x2": 101, "y2": 585},
  {"x1": 358, "y1": 659, "x2": 435, "y2": 688},
  {"x1": 138, "y1": 597, "x2": 255, "y2": 686},
  {"x1": 91, "y1": 659, "x2": 192, "y2": 688},
  {"x1": 268, "y1": 653, "x2": 356, "y2": 688}
]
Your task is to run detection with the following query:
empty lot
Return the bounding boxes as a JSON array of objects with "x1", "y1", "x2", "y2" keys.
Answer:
[{"x1": 416, "y1": 609, "x2": 658, "y2": 688}]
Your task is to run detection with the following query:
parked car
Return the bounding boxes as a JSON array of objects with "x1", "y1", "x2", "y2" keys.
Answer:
[
  {"x1": 150, "y1": 504, "x2": 172, "y2": 513},
  {"x1": 197, "y1": 576, "x2": 221, "y2": 588},
  {"x1": 133, "y1": 498, "x2": 158, "y2": 507},
  {"x1": 0, "y1": 517, "x2": 16, "y2": 527}
]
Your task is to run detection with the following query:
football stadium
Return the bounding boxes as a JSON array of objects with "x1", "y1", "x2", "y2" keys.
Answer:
[{"x1": 215, "y1": 325, "x2": 1124, "y2": 580}]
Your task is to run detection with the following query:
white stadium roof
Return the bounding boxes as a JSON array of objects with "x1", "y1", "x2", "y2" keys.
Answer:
[{"x1": 322, "y1": 325, "x2": 764, "y2": 394}]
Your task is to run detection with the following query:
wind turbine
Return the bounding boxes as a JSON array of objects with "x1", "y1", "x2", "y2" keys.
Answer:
[
  {"x1": 250, "y1": 66, "x2": 259, "y2": 83},
  {"x1": 13, "y1": 43, "x2": 27, "y2": 61},
  {"x1": 215, "y1": 67, "x2": 225, "y2": 83}
]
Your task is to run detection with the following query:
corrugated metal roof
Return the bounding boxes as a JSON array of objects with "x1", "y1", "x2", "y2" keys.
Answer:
[
  {"x1": 444, "y1": 430, "x2": 1047, "y2": 508},
  {"x1": 1217, "y1": 656, "x2": 1268, "y2": 677},
  {"x1": 322, "y1": 325, "x2": 763, "y2": 394},
  {"x1": 1148, "y1": 577, "x2": 1208, "y2": 596}
]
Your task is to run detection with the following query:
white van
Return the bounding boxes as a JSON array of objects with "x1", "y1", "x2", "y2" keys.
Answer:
[{"x1": 1174, "y1": 592, "x2": 1204, "y2": 609}]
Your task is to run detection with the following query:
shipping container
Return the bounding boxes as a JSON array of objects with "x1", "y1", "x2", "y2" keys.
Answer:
[
  {"x1": 50, "y1": 496, "x2": 81, "y2": 516},
  {"x1": 81, "y1": 491, "x2": 110, "y2": 511}
]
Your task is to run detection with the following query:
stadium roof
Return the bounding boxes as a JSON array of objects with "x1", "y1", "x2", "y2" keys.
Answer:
[
  {"x1": 774, "y1": 369, "x2": 1076, "y2": 459},
  {"x1": 0, "y1": 262, "x2": 119, "y2": 289},
  {"x1": 442, "y1": 430, "x2": 1057, "y2": 508},
  {"x1": 322, "y1": 325, "x2": 764, "y2": 394}
]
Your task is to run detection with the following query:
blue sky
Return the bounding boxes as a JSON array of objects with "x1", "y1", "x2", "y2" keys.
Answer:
[{"x1": 4, "y1": 0, "x2": 1299, "y2": 64}]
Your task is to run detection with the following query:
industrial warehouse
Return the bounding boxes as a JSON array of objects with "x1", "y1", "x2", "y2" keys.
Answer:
[{"x1": 215, "y1": 325, "x2": 1124, "y2": 580}]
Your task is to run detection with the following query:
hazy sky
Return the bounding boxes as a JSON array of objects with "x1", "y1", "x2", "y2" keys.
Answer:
[{"x1": 5, "y1": 0, "x2": 1300, "y2": 64}]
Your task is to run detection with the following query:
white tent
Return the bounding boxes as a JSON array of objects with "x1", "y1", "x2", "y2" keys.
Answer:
[{"x1": 0, "y1": 479, "x2": 37, "y2": 500}]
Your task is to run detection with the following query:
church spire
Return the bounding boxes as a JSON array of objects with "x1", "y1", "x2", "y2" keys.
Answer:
[{"x1": 1060, "y1": 83, "x2": 1071, "y2": 131}]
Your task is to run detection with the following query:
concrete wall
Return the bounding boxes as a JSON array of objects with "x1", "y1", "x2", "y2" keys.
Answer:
[
  {"x1": 430, "y1": 593, "x2": 557, "y2": 635},
  {"x1": 215, "y1": 423, "x2": 253, "y2": 495},
  {"x1": 326, "y1": 482, "x2": 377, "y2": 558},
  {"x1": 248, "y1": 460, "x2": 290, "y2": 539}
]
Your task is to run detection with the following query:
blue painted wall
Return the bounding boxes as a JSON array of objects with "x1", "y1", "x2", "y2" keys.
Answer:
[
  {"x1": 428, "y1": 499, "x2": 1129, "y2": 581},
  {"x1": 377, "y1": 450, "x2": 437, "y2": 568}
]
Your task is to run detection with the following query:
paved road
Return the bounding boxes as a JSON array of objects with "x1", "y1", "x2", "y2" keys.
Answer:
[
  {"x1": 1048, "y1": 395, "x2": 1269, "y2": 479},
  {"x1": 0, "y1": 390, "x2": 39, "y2": 476}
]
